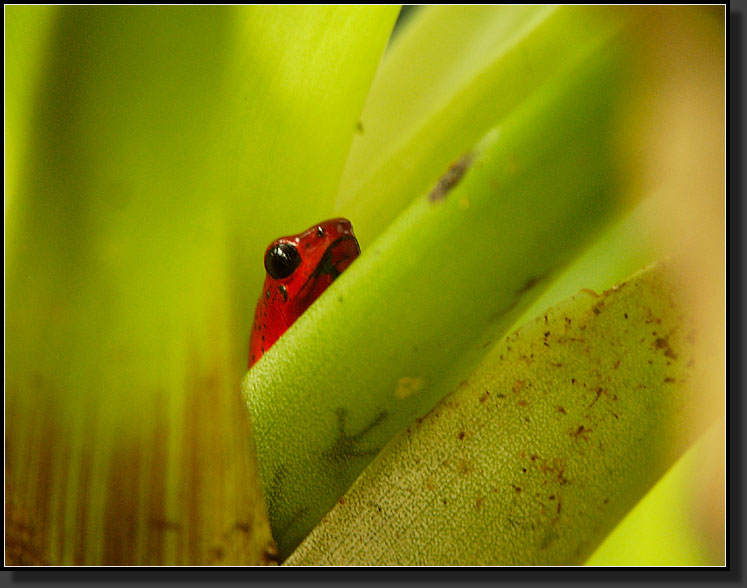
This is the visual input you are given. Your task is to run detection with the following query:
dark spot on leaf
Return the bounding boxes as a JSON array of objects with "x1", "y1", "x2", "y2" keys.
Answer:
[
  {"x1": 457, "y1": 431, "x2": 465, "y2": 440},
  {"x1": 589, "y1": 387, "x2": 605, "y2": 409},
  {"x1": 518, "y1": 272, "x2": 548, "y2": 295},
  {"x1": 324, "y1": 408, "x2": 388, "y2": 463},
  {"x1": 428, "y1": 153, "x2": 474, "y2": 202},
  {"x1": 572, "y1": 425, "x2": 591, "y2": 440},
  {"x1": 646, "y1": 309, "x2": 662, "y2": 324}
]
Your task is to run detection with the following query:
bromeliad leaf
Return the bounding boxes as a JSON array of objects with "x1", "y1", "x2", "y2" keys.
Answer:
[{"x1": 286, "y1": 260, "x2": 715, "y2": 565}]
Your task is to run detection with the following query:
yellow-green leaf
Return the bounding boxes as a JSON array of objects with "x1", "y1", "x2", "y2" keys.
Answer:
[
  {"x1": 337, "y1": 5, "x2": 639, "y2": 246},
  {"x1": 5, "y1": 5, "x2": 398, "y2": 565},
  {"x1": 286, "y1": 261, "x2": 716, "y2": 565}
]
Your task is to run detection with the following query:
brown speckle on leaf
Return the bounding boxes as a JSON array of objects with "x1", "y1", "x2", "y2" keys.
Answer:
[
  {"x1": 572, "y1": 425, "x2": 592, "y2": 440},
  {"x1": 646, "y1": 309, "x2": 662, "y2": 324},
  {"x1": 518, "y1": 271, "x2": 549, "y2": 295},
  {"x1": 428, "y1": 153, "x2": 474, "y2": 202}
]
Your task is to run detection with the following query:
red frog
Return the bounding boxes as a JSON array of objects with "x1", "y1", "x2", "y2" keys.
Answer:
[{"x1": 249, "y1": 218, "x2": 360, "y2": 367}]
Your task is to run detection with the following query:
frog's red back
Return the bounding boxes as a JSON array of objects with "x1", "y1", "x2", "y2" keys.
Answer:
[{"x1": 249, "y1": 218, "x2": 360, "y2": 367}]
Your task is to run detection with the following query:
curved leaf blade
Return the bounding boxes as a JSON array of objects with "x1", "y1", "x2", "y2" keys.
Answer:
[
  {"x1": 336, "y1": 5, "x2": 640, "y2": 246},
  {"x1": 286, "y1": 261, "x2": 716, "y2": 565}
]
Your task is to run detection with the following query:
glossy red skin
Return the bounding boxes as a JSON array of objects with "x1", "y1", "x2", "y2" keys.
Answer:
[{"x1": 249, "y1": 218, "x2": 360, "y2": 367}]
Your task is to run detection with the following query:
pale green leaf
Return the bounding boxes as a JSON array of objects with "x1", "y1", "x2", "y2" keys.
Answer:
[
  {"x1": 286, "y1": 261, "x2": 716, "y2": 565},
  {"x1": 336, "y1": 5, "x2": 640, "y2": 246}
]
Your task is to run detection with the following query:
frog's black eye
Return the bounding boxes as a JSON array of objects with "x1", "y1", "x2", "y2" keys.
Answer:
[
  {"x1": 317, "y1": 226, "x2": 325, "y2": 238},
  {"x1": 265, "y1": 242, "x2": 301, "y2": 280}
]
